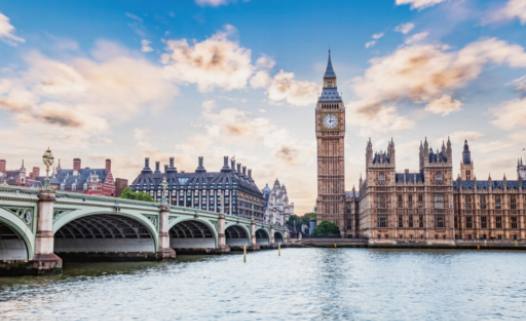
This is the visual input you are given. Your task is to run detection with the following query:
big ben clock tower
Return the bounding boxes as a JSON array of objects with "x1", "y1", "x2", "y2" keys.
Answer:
[{"x1": 315, "y1": 51, "x2": 345, "y2": 233}]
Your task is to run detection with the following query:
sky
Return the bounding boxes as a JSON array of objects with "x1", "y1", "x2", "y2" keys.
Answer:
[{"x1": 0, "y1": 0, "x2": 526, "y2": 214}]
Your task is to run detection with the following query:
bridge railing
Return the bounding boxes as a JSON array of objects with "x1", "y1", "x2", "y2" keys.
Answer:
[{"x1": 0, "y1": 185, "x2": 287, "y2": 231}]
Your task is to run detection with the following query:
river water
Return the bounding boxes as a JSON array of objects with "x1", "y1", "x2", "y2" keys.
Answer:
[{"x1": 0, "y1": 248, "x2": 525, "y2": 321}]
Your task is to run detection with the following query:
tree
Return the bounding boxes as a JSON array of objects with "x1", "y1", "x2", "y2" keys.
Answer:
[
  {"x1": 314, "y1": 220, "x2": 340, "y2": 237},
  {"x1": 119, "y1": 187, "x2": 154, "y2": 202}
]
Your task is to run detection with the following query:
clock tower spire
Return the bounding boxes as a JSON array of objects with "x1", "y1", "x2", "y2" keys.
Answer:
[{"x1": 315, "y1": 51, "x2": 346, "y2": 234}]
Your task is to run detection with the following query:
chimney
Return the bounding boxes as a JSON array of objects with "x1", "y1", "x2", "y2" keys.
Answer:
[
  {"x1": 221, "y1": 156, "x2": 230, "y2": 172},
  {"x1": 164, "y1": 165, "x2": 169, "y2": 173},
  {"x1": 155, "y1": 161, "x2": 160, "y2": 173},
  {"x1": 242, "y1": 166, "x2": 247, "y2": 176},
  {"x1": 32, "y1": 166, "x2": 40, "y2": 179},
  {"x1": 248, "y1": 169, "x2": 252, "y2": 179},
  {"x1": 231, "y1": 158, "x2": 236, "y2": 171},
  {"x1": 105, "y1": 159, "x2": 112, "y2": 172},
  {"x1": 0, "y1": 159, "x2": 5, "y2": 173},
  {"x1": 196, "y1": 156, "x2": 206, "y2": 173},
  {"x1": 169, "y1": 157, "x2": 175, "y2": 168},
  {"x1": 237, "y1": 163, "x2": 241, "y2": 174},
  {"x1": 73, "y1": 158, "x2": 81, "y2": 172}
]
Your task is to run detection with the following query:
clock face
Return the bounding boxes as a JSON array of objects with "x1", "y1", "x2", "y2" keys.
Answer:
[{"x1": 323, "y1": 114, "x2": 338, "y2": 129}]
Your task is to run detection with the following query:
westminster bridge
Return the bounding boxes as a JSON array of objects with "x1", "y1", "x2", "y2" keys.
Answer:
[{"x1": 0, "y1": 186, "x2": 288, "y2": 274}]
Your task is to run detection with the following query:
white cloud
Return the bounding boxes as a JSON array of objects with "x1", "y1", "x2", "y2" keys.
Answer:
[
  {"x1": 195, "y1": 0, "x2": 231, "y2": 7},
  {"x1": 267, "y1": 70, "x2": 319, "y2": 106},
  {"x1": 404, "y1": 31, "x2": 429, "y2": 45},
  {"x1": 249, "y1": 70, "x2": 271, "y2": 89},
  {"x1": 425, "y1": 95, "x2": 462, "y2": 115},
  {"x1": 395, "y1": 22, "x2": 415, "y2": 34},
  {"x1": 492, "y1": 98, "x2": 526, "y2": 130},
  {"x1": 0, "y1": 12, "x2": 24, "y2": 45},
  {"x1": 365, "y1": 32, "x2": 384, "y2": 49},
  {"x1": 493, "y1": 0, "x2": 526, "y2": 25},
  {"x1": 162, "y1": 25, "x2": 254, "y2": 92},
  {"x1": 352, "y1": 37, "x2": 526, "y2": 125},
  {"x1": 0, "y1": 41, "x2": 177, "y2": 134},
  {"x1": 141, "y1": 39, "x2": 153, "y2": 53},
  {"x1": 349, "y1": 102, "x2": 415, "y2": 135},
  {"x1": 513, "y1": 75, "x2": 526, "y2": 92},
  {"x1": 395, "y1": 0, "x2": 447, "y2": 10}
]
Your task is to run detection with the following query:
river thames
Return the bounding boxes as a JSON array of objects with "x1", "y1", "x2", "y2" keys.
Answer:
[{"x1": 1, "y1": 248, "x2": 525, "y2": 321}]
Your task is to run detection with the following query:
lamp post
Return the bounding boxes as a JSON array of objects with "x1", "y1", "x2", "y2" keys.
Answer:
[
  {"x1": 42, "y1": 147, "x2": 54, "y2": 189},
  {"x1": 161, "y1": 175, "x2": 168, "y2": 205}
]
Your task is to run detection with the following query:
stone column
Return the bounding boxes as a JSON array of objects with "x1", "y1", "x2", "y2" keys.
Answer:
[
  {"x1": 217, "y1": 214, "x2": 228, "y2": 252},
  {"x1": 284, "y1": 230, "x2": 290, "y2": 244},
  {"x1": 32, "y1": 190, "x2": 62, "y2": 274},
  {"x1": 270, "y1": 226, "x2": 276, "y2": 248},
  {"x1": 157, "y1": 204, "x2": 176, "y2": 259},
  {"x1": 250, "y1": 219, "x2": 258, "y2": 250}
]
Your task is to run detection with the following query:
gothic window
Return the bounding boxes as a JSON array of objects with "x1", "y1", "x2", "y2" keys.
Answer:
[
  {"x1": 419, "y1": 215, "x2": 424, "y2": 228},
  {"x1": 378, "y1": 172, "x2": 386, "y2": 185},
  {"x1": 510, "y1": 196, "x2": 517, "y2": 210},
  {"x1": 397, "y1": 194, "x2": 403, "y2": 209},
  {"x1": 435, "y1": 215, "x2": 445, "y2": 229},
  {"x1": 496, "y1": 216, "x2": 503, "y2": 229},
  {"x1": 465, "y1": 195, "x2": 472, "y2": 210},
  {"x1": 480, "y1": 195, "x2": 487, "y2": 209},
  {"x1": 481, "y1": 216, "x2": 488, "y2": 229},
  {"x1": 495, "y1": 195, "x2": 502, "y2": 210},
  {"x1": 433, "y1": 194, "x2": 445, "y2": 209},
  {"x1": 435, "y1": 171, "x2": 444, "y2": 184},
  {"x1": 377, "y1": 215, "x2": 388, "y2": 228},
  {"x1": 408, "y1": 195, "x2": 413, "y2": 208},
  {"x1": 466, "y1": 216, "x2": 473, "y2": 229},
  {"x1": 377, "y1": 195, "x2": 387, "y2": 209},
  {"x1": 398, "y1": 215, "x2": 403, "y2": 228},
  {"x1": 408, "y1": 215, "x2": 414, "y2": 228},
  {"x1": 511, "y1": 216, "x2": 518, "y2": 229}
]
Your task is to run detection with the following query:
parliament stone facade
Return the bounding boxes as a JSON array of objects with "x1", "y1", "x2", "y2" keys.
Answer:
[{"x1": 315, "y1": 53, "x2": 526, "y2": 244}]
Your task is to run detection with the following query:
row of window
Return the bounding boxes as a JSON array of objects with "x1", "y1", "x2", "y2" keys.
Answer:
[
  {"x1": 461, "y1": 194, "x2": 525, "y2": 210},
  {"x1": 457, "y1": 216, "x2": 520, "y2": 229},
  {"x1": 377, "y1": 214, "x2": 446, "y2": 228}
]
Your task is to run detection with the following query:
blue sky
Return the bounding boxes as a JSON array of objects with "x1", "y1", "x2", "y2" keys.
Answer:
[{"x1": 1, "y1": 0, "x2": 526, "y2": 213}]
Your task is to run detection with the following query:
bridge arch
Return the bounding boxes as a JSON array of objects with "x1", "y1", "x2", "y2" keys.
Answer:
[
  {"x1": 274, "y1": 231, "x2": 284, "y2": 245},
  {"x1": 255, "y1": 228, "x2": 270, "y2": 247},
  {"x1": 225, "y1": 224, "x2": 250, "y2": 249},
  {"x1": 168, "y1": 218, "x2": 218, "y2": 251},
  {"x1": 53, "y1": 210, "x2": 158, "y2": 257},
  {"x1": 0, "y1": 209, "x2": 33, "y2": 261}
]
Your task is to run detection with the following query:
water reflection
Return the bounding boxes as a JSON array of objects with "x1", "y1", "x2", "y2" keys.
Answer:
[{"x1": 1, "y1": 249, "x2": 525, "y2": 321}]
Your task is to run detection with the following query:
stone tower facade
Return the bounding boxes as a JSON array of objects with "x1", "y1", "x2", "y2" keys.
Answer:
[
  {"x1": 358, "y1": 138, "x2": 455, "y2": 244},
  {"x1": 315, "y1": 51, "x2": 346, "y2": 232}
]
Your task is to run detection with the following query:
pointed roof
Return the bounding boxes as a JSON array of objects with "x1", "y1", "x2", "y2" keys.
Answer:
[{"x1": 324, "y1": 50, "x2": 336, "y2": 79}]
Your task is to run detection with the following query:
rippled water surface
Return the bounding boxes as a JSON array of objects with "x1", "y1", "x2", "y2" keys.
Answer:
[{"x1": 1, "y1": 248, "x2": 526, "y2": 321}]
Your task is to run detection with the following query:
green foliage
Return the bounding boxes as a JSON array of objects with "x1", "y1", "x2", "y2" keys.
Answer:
[
  {"x1": 119, "y1": 187, "x2": 154, "y2": 202},
  {"x1": 314, "y1": 220, "x2": 340, "y2": 237}
]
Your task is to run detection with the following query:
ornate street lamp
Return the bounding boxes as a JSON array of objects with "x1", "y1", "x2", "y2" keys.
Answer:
[
  {"x1": 160, "y1": 175, "x2": 168, "y2": 205},
  {"x1": 42, "y1": 147, "x2": 54, "y2": 189}
]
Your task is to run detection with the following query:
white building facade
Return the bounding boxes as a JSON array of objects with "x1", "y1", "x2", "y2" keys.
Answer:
[{"x1": 262, "y1": 179, "x2": 294, "y2": 226}]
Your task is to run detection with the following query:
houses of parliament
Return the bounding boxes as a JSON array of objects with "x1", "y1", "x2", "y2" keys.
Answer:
[{"x1": 315, "y1": 52, "x2": 526, "y2": 244}]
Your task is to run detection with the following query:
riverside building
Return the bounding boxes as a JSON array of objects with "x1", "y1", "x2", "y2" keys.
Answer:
[{"x1": 130, "y1": 156, "x2": 265, "y2": 221}]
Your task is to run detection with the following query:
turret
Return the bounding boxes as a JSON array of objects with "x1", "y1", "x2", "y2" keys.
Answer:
[
  {"x1": 366, "y1": 138, "x2": 373, "y2": 169},
  {"x1": 460, "y1": 140, "x2": 474, "y2": 180}
]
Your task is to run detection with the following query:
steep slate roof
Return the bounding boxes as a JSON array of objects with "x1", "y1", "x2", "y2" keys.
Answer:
[
  {"x1": 453, "y1": 180, "x2": 526, "y2": 191},
  {"x1": 131, "y1": 158, "x2": 263, "y2": 197},
  {"x1": 50, "y1": 168, "x2": 110, "y2": 190}
]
